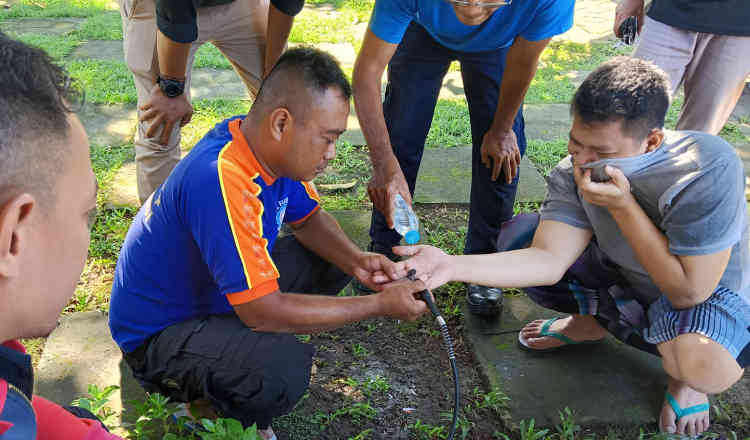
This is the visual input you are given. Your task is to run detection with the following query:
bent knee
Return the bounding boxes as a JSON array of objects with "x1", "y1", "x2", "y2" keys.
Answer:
[{"x1": 660, "y1": 333, "x2": 743, "y2": 393}]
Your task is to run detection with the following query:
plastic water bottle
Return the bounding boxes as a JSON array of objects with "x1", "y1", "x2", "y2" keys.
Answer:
[{"x1": 393, "y1": 193, "x2": 420, "y2": 244}]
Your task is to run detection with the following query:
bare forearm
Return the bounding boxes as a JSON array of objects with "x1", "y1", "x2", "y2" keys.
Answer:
[
  {"x1": 264, "y1": 4, "x2": 294, "y2": 76},
  {"x1": 249, "y1": 293, "x2": 382, "y2": 333},
  {"x1": 609, "y1": 199, "x2": 705, "y2": 307},
  {"x1": 293, "y1": 210, "x2": 363, "y2": 275},
  {"x1": 447, "y1": 248, "x2": 569, "y2": 288},
  {"x1": 490, "y1": 40, "x2": 544, "y2": 132},
  {"x1": 157, "y1": 30, "x2": 190, "y2": 79}
]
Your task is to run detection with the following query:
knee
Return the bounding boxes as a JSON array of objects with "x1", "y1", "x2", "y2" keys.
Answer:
[
  {"x1": 256, "y1": 337, "x2": 314, "y2": 409},
  {"x1": 661, "y1": 334, "x2": 743, "y2": 393}
]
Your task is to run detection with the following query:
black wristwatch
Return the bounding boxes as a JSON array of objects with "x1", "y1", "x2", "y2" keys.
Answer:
[{"x1": 157, "y1": 76, "x2": 185, "y2": 98}]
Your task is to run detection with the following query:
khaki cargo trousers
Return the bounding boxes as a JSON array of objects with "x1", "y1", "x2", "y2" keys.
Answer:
[
  {"x1": 634, "y1": 16, "x2": 750, "y2": 135},
  {"x1": 120, "y1": 0, "x2": 268, "y2": 203}
]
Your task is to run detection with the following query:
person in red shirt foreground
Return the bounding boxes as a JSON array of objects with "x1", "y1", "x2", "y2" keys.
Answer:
[{"x1": 0, "y1": 33, "x2": 121, "y2": 440}]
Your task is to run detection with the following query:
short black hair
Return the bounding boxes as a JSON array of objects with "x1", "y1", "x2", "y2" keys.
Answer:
[
  {"x1": 0, "y1": 32, "x2": 82, "y2": 207},
  {"x1": 252, "y1": 46, "x2": 351, "y2": 119},
  {"x1": 572, "y1": 56, "x2": 670, "y2": 140}
]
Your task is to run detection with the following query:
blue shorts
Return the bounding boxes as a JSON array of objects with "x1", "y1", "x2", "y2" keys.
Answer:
[{"x1": 498, "y1": 213, "x2": 750, "y2": 368}]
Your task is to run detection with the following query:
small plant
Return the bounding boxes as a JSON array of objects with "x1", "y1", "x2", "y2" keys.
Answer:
[
  {"x1": 362, "y1": 375, "x2": 390, "y2": 395},
  {"x1": 127, "y1": 392, "x2": 180, "y2": 440},
  {"x1": 295, "y1": 334, "x2": 311, "y2": 343},
  {"x1": 410, "y1": 418, "x2": 447, "y2": 440},
  {"x1": 351, "y1": 342, "x2": 370, "y2": 359},
  {"x1": 337, "y1": 401, "x2": 377, "y2": 425},
  {"x1": 441, "y1": 412, "x2": 473, "y2": 440},
  {"x1": 364, "y1": 322, "x2": 378, "y2": 334},
  {"x1": 475, "y1": 388, "x2": 511, "y2": 414},
  {"x1": 554, "y1": 407, "x2": 580, "y2": 440},
  {"x1": 518, "y1": 419, "x2": 549, "y2": 440},
  {"x1": 70, "y1": 384, "x2": 119, "y2": 428},
  {"x1": 197, "y1": 418, "x2": 261, "y2": 440}
]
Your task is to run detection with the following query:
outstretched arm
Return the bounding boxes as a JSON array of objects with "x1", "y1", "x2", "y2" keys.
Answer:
[{"x1": 395, "y1": 220, "x2": 593, "y2": 290}]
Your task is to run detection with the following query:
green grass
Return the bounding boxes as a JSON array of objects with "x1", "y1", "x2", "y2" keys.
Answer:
[
  {"x1": 65, "y1": 59, "x2": 136, "y2": 104},
  {"x1": 9, "y1": 32, "x2": 80, "y2": 58},
  {"x1": 426, "y1": 99, "x2": 472, "y2": 147},
  {"x1": 193, "y1": 43, "x2": 234, "y2": 69},
  {"x1": 526, "y1": 139, "x2": 568, "y2": 176},
  {"x1": 526, "y1": 41, "x2": 632, "y2": 105},
  {"x1": 180, "y1": 99, "x2": 252, "y2": 151},
  {"x1": 289, "y1": 0, "x2": 372, "y2": 47},
  {"x1": 0, "y1": 0, "x2": 113, "y2": 19},
  {"x1": 75, "y1": 10, "x2": 121, "y2": 40}
]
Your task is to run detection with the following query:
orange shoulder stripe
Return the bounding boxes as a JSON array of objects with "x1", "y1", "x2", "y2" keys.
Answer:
[{"x1": 217, "y1": 143, "x2": 280, "y2": 295}]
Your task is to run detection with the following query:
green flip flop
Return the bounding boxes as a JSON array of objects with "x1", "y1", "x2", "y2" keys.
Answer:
[{"x1": 517, "y1": 317, "x2": 600, "y2": 352}]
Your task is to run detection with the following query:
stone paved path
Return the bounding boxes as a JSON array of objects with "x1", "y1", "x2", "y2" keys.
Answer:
[
  {"x1": 464, "y1": 295, "x2": 750, "y2": 428},
  {"x1": 34, "y1": 312, "x2": 143, "y2": 437}
]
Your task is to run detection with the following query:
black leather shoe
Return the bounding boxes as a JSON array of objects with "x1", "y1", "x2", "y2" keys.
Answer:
[
  {"x1": 466, "y1": 284, "x2": 503, "y2": 317},
  {"x1": 352, "y1": 242, "x2": 399, "y2": 294}
]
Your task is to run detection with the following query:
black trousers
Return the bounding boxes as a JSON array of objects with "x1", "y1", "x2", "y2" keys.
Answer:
[{"x1": 123, "y1": 235, "x2": 352, "y2": 429}]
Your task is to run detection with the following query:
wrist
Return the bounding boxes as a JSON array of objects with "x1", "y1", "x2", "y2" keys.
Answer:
[
  {"x1": 608, "y1": 192, "x2": 637, "y2": 216},
  {"x1": 445, "y1": 255, "x2": 459, "y2": 282},
  {"x1": 157, "y1": 76, "x2": 186, "y2": 98},
  {"x1": 488, "y1": 124, "x2": 513, "y2": 138},
  {"x1": 372, "y1": 153, "x2": 399, "y2": 174}
]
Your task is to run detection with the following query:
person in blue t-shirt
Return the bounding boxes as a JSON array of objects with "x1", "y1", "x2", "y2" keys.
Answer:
[
  {"x1": 351, "y1": 0, "x2": 575, "y2": 317},
  {"x1": 108, "y1": 48, "x2": 429, "y2": 440}
]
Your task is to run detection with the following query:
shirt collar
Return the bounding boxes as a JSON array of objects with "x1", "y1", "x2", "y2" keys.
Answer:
[{"x1": 0, "y1": 345, "x2": 33, "y2": 400}]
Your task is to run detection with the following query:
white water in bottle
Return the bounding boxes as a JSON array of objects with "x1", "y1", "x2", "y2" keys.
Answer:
[{"x1": 393, "y1": 193, "x2": 420, "y2": 244}]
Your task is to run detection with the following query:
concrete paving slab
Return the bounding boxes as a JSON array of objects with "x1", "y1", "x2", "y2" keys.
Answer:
[
  {"x1": 414, "y1": 146, "x2": 547, "y2": 204},
  {"x1": 190, "y1": 68, "x2": 252, "y2": 100},
  {"x1": 328, "y1": 210, "x2": 372, "y2": 251},
  {"x1": 0, "y1": 17, "x2": 84, "y2": 35},
  {"x1": 439, "y1": 71, "x2": 465, "y2": 100},
  {"x1": 79, "y1": 103, "x2": 137, "y2": 147},
  {"x1": 554, "y1": 0, "x2": 617, "y2": 44},
  {"x1": 464, "y1": 295, "x2": 669, "y2": 428},
  {"x1": 565, "y1": 70, "x2": 591, "y2": 88},
  {"x1": 70, "y1": 39, "x2": 123, "y2": 62},
  {"x1": 34, "y1": 311, "x2": 146, "y2": 435},
  {"x1": 106, "y1": 161, "x2": 139, "y2": 209},
  {"x1": 524, "y1": 104, "x2": 571, "y2": 141}
]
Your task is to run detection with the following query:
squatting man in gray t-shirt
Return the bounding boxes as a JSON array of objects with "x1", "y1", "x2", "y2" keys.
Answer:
[{"x1": 388, "y1": 57, "x2": 750, "y2": 437}]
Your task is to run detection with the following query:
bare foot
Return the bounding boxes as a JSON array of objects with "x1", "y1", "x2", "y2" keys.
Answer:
[
  {"x1": 259, "y1": 426, "x2": 276, "y2": 440},
  {"x1": 519, "y1": 315, "x2": 607, "y2": 350},
  {"x1": 660, "y1": 378, "x2": 710, "y2": 437}
]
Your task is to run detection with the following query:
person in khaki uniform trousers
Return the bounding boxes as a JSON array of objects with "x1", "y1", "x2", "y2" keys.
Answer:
[
  {"x1": 614, "y1": 0, "x2": 750, "y2": 135},
  {"x1": 120, "y1": 0, "x2": 304, "y2": 204}
]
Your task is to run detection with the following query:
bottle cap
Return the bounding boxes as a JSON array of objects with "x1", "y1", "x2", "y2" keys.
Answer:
[{"x1": 404, "y1": 230, "x2": 420, "y2": 245}]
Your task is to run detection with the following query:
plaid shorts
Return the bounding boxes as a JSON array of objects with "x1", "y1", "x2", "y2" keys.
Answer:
[{"x1": 498, "y1": 213, "x2": 750, "y2": 368}]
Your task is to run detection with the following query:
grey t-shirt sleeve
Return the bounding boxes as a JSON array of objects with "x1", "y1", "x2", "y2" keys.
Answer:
[
  {"x1": 540, "y1": 157, "x2": 592, "y2": 230},
  {"x1": 662, "y1": 154, "x2": 746, "y2": 256}
]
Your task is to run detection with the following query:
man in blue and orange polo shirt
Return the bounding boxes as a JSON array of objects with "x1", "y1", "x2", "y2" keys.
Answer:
[{"x1": 108, "y1": 47, "x2": 428, "y2": 439}]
